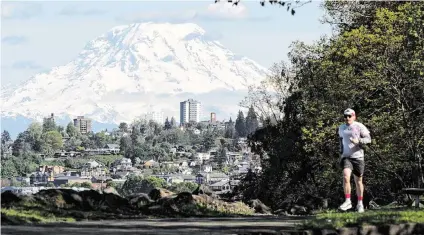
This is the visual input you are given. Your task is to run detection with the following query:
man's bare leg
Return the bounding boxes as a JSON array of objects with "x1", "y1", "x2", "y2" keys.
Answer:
[
  {"x1": 339, "y1": 168, "x2": 353, "y2": 211},
  {"x1": 354, "y1": 175, "x2": 364, "y2": 212}
]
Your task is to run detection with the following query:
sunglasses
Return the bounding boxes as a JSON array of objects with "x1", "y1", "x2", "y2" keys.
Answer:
[{"x1": 344, "y1": 115, "x2": 353, "y2": 118}]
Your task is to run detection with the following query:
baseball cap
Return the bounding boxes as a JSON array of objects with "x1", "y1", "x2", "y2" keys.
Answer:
[{"x1": 343, "y1": 108, "x2": 355, "y2": 116}]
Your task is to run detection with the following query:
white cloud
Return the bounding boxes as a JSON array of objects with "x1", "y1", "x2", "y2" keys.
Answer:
[
  {"x1": 59, "y1": 6, "x2": 104, "y2": 16},
  {"x1": 1, "y1": 2, "x2": 42, "y2": 20},
  {"x1": 116, "y1": 10, "x2": 197, "y2": 23},
  {"x1": 205, "y1": 2, "x2": 248, "y2": 20},
  {"x1": 116, "y1": 2, "x2": 269, "y2": 24}
]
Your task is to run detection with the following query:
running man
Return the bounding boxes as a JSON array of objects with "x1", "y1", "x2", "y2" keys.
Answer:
[{"x1": 338, "y1": 108, "x2": 371, "y2": 213}]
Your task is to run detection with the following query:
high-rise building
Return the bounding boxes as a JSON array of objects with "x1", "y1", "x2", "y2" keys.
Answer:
[
  {"x1": 73, "y1": 116, "x2": 92, "y2": 134},
  {"x1": 180, "y1": 99, "x2": 201, "y2": 124},
  {"x1": 143, "y1": 111, "x2": 164, "y2": 125}
]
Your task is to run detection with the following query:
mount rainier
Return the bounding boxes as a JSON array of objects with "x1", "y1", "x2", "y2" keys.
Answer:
[{"x1": 1, "y1": 22, "x2": 269, "y2": 135}]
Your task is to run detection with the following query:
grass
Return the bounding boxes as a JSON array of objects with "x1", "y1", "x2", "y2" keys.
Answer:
[
  {"x1": 1, "y1": 208, "x2": 76, "y2": 224},
  {"x1": 301, "y1": 209, "x2": 424, "y2": 229}
]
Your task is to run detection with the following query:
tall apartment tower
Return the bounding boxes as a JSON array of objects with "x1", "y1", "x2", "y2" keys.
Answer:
[
  {"x1": 180, "y1": 99, "x2": 201, "y2": 125},
  {"x1": 73, "y1": 116, "x2": 92, "y2": 134},
  {"x1": 144, "y1": 111, "x2": 164, "y2": 125}
]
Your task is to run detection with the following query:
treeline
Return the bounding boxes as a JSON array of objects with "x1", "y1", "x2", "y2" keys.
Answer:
[
  {"x1": 234, "y1": 1, "x2": 424, "y2": 210},
  {"x1": 1, "y1": 107, "x2": 260, "y2": 178}
]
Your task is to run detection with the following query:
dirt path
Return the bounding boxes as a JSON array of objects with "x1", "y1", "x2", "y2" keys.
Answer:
[{"x1": 2, "y1": 216, "x2": 312, "y2": 235}]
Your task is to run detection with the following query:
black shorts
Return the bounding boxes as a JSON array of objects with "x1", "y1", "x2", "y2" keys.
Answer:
[{"x1": 340, "y1": 157, "x2": 365, "y2": 177}]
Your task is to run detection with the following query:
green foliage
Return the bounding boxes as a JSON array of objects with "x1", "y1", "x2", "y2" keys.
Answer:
[
  {"x1": 239, "y1": 1, "x2": 424, "y2": 210},
  {"x1": 168, "y1": 182, "x2": 198, "y2": 193},
  {"x1": 235, "y1": 110, "x2": 247, "y2": 137},
  {"x1": 245, "y1": 106, "x2": 259, "y2": 135},
  {"x1": 120, "y1": 175, "x2": 167, "y2": 196},
  {"x1": 302, "y1": 210, "x2": 424, "y2": 229}
]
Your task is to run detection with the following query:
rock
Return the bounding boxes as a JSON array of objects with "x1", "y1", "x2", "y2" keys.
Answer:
[
  {"x1": 103, "y1": 187, "x2": 120, "y2": 196},
  {"x1": 148, "y1": 188, "x2": 174, "y2": 201},
  {"x1": 175, "y1": 192, "x2": 194, "y2": 204},
  {"x1": 273, "y1": 209, "x2": 290, "y2": 216},
  {"x1": 247, "y1": 199, "x2": 272, "y2": 214},
  {"x1": 290, "y1": 204, "x2": 308, "y2": 215},
  {"x1": 127, "y1": 193, "x2": 153, "y2": 207},
  {"x1": 1, "y1": 191, "x2": 22, "y2": 207},
  {"x1": 368, "y1": 200, "x2": 380, "y2": 209},
  {"x1": 192, "y1": 184, "x2": 215, "y2": 197}
]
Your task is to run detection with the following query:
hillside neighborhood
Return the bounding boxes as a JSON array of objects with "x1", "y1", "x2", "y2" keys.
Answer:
[{"x1": 1, "y1": 100, "x2": 262, "y2": 197}]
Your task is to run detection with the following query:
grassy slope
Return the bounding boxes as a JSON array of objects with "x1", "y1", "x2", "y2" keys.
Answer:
[{"x1": 301, "y1": 209, "x2": 424, "y2": 229}]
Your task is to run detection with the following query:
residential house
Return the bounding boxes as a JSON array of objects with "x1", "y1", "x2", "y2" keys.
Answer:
[
  {"x1": 104, "y1": 144, "x2": 120, "y2": 154},
  {"x1": 237, "y1": 161, "x2": 250, "y2": 174},
  {"x1": 195, "y1": 172, "x2": 229, "y2": 185},
  {"x1": 39, "y1": 165, "x2": 65, "y2": 175},
  {"x1": 153, "y1": 174, "x2": 196, "y2": 184},
  {"x1": 30, "y1": 172, "x2": 50, "y2": 186},
  {"x1": 81, "y1": 160, "x2": 106, "y2": 177},
  {"x1": 112, "y1": 158, "x2": 132, "y2": 170},
  {"x1": 209, "y1": 180, "x2": 231, "y2": 194},
  {"x1": 143, "y1": 159, "x2": 158, "y2": 168},
  {"x1": 54, "y1": 176, "x2": 91, "y2": 186}
]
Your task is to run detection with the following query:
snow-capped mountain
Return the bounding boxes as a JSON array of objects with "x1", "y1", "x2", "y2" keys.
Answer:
[{"x1": 1, "y1": 22, "x2": 268, "y2": 125}]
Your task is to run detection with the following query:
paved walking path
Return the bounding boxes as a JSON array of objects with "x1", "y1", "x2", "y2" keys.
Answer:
[{"x1": 2, "y1": 216, "x2": 312, "y2": 235}]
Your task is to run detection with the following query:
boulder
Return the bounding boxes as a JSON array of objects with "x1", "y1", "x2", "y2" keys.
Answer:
[
  {"x1": 127, "y1": 193, "x2": 154, "y2": 207},
  {"x1": 148, "y1": 188, "x2": 174, "y2": 201},
  {"x1": 1, "y1": 191, "x2": 22, "y2": 207},
  {"x1": 192, "y1": 184, "x2": 215, "y2": 197},
  {"x1": 290, "y1": 204, "x2": 308, "y2": 215},
  {"x1": 248, "y1": 199, "x2": 272, "y2": 214}
]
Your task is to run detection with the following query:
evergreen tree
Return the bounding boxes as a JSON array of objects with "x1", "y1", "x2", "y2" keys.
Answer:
[
  {"x1": 245, "y1": 106, "x2": 259, "y2": 135},
  {"x1": 224, "y1": 117, "x2": 235, "y2": 138},
  {"x1": 164, "y1": 117, "x2": 172, "y2": 130},
  {"x1": 1, "y1": 130, "x2": 11, "y2": 144},
  {"x1": 216, "y1": 139, "x2": 227, "y2": 170},
  {"x1": 170, "y1": 117, "x2": 176, "y2": 128},
  {"x1": 42, "y1": 117, "x2": 57, "y2": 133},
  {"x1": 235, "y1": 110, "x2": 247, "y2": 137}
]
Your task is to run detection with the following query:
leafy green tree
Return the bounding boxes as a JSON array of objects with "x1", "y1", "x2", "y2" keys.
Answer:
[
  {"x1": 239, "y1": 1, "x2": 424, "y2": 209},
  {"x1": 12, "y1": 132, "x2": 32, "y2": 156},
  {"x1": 66, "y1": 122, "x2": 78, "y2": 137},
  {"x1": 41, "y1": 131, "x2": 63, "y2": 155},
  {"x1": 169, "y1": 182, "x2": 198, "y2": 193},
  {"x1": 119, "y1": 122, "x2": 128, "y2": 132},
  {"x1": 26, "y1": 122, "x2": 43, "y2": 152},
  {"x1": 121, "y1": 175, "x2": 166, "y2": 196},
  {"x1": 1, "y1": 159, "x2": 18, "y2": 178}
]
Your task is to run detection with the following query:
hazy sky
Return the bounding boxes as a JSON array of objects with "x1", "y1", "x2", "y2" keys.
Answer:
[{"x1": 1, "y1": 0, "x2": 331, "y2": 87}]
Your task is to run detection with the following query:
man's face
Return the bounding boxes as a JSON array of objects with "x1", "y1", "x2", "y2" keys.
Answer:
[{"x1": 344, "y1": 114, "x2": 355, "y2": 124}]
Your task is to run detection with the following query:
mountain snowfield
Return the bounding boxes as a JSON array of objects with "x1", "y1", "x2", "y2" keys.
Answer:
[{"x1": 1, "y1": 22, "x2": 269, "y2": 125}]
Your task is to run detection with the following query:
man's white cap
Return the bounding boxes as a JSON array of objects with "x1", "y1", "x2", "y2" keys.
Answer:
[{"x1": 344, "y1": 108, "x2": 356, "y2": 116}]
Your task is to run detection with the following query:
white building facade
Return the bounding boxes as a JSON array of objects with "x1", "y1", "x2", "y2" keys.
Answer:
[
  {"x1": 143, "y1": 111, "x2": 164, "y2": 125},
  {"x1": 180, "y1": 99, "x2": 201, "y2": 124}
]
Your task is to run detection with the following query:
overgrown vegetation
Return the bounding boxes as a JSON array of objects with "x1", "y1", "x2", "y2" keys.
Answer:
[{"x1": 234, "y1": 1, "x2": 424, "y2": 211}]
